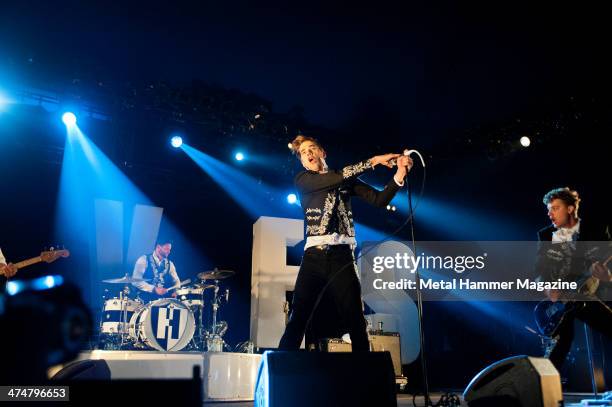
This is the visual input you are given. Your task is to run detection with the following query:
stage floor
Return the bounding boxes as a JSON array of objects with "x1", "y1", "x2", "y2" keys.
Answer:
[
  {"x1": 203, "y1": 394, "x2": 468, "y2": 407},
  {"x1": 204, "y1": 392, "x2": 607, "y2": 406}
]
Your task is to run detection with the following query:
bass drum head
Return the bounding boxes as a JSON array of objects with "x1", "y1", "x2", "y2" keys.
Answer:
[{"x1": 130, "y1": 298, "x2": 195, "y2": 351}]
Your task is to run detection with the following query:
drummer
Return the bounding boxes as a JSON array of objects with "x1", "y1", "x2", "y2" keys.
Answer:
[{"x1": 132, "y1": 238, "x2": 180, "y2": 301}]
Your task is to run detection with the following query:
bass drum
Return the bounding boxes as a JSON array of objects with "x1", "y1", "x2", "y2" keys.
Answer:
[{"x1": 129, "y1": 298, "x2": 195, "y2": 351}]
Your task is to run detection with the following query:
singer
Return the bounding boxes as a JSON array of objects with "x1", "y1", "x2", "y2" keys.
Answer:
[{"x1": 279, "y1": 134, "x2": 412, "y2": 351}]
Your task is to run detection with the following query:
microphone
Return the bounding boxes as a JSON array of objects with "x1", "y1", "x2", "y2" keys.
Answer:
[{"x1": 389, "y1": 149, "x2": 426, "y2": 168}]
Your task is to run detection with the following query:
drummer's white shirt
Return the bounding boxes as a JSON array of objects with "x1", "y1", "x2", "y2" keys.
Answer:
[{"x1": 132, "y1": 251, "x2": 180, "y2": 292}]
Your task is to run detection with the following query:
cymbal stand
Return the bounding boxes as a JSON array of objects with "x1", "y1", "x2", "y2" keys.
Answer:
[
  {"x1": 119, "y1": 277, "x2": 131, "y2": 349},
  {"x1": 211, "y1": 280, "x2": 220, "y2": 336},
  {"x1": 197, "y1": 287, "x2": 205, "y2": 350}
]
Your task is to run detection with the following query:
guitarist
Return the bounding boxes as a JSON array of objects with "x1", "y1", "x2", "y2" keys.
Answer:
[{"x1": 536, "y1": 187, "x2": 612, "y2": 369}]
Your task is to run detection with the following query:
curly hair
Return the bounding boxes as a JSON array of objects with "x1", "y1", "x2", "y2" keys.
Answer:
[
  {"x1": 543, "y1": 187, "x2": 580, "y2": 215},
  {"x1": 289, "y1": 134, "x2": 322, "y2": 158}
]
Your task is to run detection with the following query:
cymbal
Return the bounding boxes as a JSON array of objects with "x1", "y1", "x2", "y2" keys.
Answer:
[
  {"x1": 197, "y1": 269, "x2": 235, "y2": 280},
  {"x1": 191, "y1": 283, "x2": 216, "y2": 290},
  {"x1": 102, "y1": 276, "x2": 151, "y2": 284}
]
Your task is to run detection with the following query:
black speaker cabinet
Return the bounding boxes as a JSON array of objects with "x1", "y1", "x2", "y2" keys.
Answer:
[
  {"x1": 463, "y1": 355, "x2": 563, "y2": 407},
  {"x1": 255, "y1": 351, "x2": 397, "y2": 407}
]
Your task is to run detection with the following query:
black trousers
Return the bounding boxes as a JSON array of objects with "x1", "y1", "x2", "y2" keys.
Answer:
[
  {"x1": 548, "y1": 300, "x2": 612, "y2": 369},
  {"x1": 278, "y1": 244, "x2": 370, "y2": 351}
]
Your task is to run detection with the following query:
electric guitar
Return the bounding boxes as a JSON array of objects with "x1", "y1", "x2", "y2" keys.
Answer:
[
  {"x1": 534, "y1": 251, "x2": 611, "y2": 337},
  {"x1": 0, "y1": 249, "x2": 70, "y2": 277}
]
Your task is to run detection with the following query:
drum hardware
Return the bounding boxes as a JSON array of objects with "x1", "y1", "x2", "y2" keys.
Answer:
[
  {"x1": 99, "y1": 274, "x2": 151, "y2": 349},
  {"x1": 101, "y1": 275, "x2": 151, "y2": 284},
  {"x1": 97, "y1": 268, "x2": 236, "y2": 352},
  {"x1": 166, "y1": 278, "x2": 192, "y2": 293},
  {"x1": 206, "y1": 335, "x2": 225, "y2": 352},
  {"x1": 192, "y1": 282, "x2": 216, "y2": 289},
  {"x1": 196, "y1": 268, "x2": 235, "y2": 281},
  {"x1": 234, "y1": 340, "x2": 255, "y2": 353},
  {"x1": 204, "y1": 279, "x2": 232, "y2": 351},
  {"x1": 177, "y1": 283, "x2": 212, "y2": 351}
]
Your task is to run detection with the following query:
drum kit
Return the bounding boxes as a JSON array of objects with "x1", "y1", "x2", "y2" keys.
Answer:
[{"x1": 98, "y1": 268, "x2": 235, "y2": 352}]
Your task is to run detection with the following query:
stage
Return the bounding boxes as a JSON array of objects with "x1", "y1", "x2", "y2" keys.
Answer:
[
  {"x1": 183, "y1": 392, "x2": 606, "y2": 406},
  {"x1": 52, "y1": 350, "x2": 609, "y2": 406},
  {"x1": 64, "y1": 350, "x2": 262, "y2": 403}
]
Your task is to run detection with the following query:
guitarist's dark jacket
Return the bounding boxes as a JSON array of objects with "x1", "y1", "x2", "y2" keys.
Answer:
[{"x1": 536, "y1": 221, "x2": 612, "y2": 297}]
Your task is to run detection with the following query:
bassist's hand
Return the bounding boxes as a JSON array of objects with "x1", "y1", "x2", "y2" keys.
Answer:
[
  {"x1": 591, "y1": 261, "x2": 612, "y2": 282},
  {"x1": 0, "y1": 263, "x2": 18, "y2": 278}
]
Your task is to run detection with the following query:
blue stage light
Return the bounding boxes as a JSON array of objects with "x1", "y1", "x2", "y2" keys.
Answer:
[
  {"x1": 235, "y1": 152, "x2": 245, "y2": 161},
  {"x1": 6, "y1": 281, "x2": 21, "y2": 296},
  {"x1": 62, "y1": 112, "x2": 77, "y2": 126},
  {"x1": 171, "y1": 136, "x2": 183, "y2": 148},
  {"x1": 0, "y1": 91, "x2": 11, "y2": 112},
  {"x1": 287, "y1": 193, "x2": 297, "y2": 204}
]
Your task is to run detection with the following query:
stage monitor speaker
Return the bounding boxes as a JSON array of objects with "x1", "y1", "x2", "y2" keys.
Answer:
[
  {"x1": 51, "y1": 359, "x2": 111, "y2": 381},
  {"x1": 255, "y1": 350, "x2": 397, "y2": 407},
  {"x1": 463, "y1": 355, "x2": 563, "y2": 407},
  {"x1": 370, "y1": 333, "x2": 402, "y2": 378},
  {"x1": 52, "y1": 364, "x2": 202, "y2": 405}
]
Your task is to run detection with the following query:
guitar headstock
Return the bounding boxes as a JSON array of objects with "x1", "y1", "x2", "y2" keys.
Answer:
[{"x1": 40, "y1": 249, "x2": 70, "y2": 264}]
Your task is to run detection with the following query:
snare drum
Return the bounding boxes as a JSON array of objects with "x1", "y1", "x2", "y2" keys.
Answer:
[
  {"x1": 101, "y1": 297, "x2": 142, "y2": 335},
  {"x1": 176, "y1": 286, "x2": 206, "y2": 307},
  {"x1": 128, "y1": 298, "x2": 195, "y2": 351}
]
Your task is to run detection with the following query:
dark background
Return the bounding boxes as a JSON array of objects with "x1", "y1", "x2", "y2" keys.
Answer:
[{"x1": 1, "y1": 0, "x2": 610, "y2": 392}]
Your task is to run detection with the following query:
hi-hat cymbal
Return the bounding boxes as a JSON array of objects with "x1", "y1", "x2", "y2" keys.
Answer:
[
  {"x1": 191, "y1": 283, "x2": 216, "y2": 289},
  {"x1": 197, "y1": 269, "x2": 235, "y2": 280},
  {"x1": 102, "y1": 276, "x2": 151, "y2": 284}
]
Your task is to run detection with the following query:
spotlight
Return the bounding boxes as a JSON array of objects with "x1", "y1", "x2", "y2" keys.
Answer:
[
  {"x1": 6, "y1": 281, "x2": 21, "y2": 296},
  {"x1": 170, "y1": 136, "x2": 183, "y2": 148},
  {"x1": 62, "y1": 112, "x2": 77, "y2": 126},
  {"x1": 520, "y1": 136, "x2": 531, "y2": 147},
  {"x1": 287, "y1": 194, "x2": 297, "y2": 204},
  {"x1": 386, "y1": 205, "x2": 391, "y2": 211},
  {"x1": 287, "y1": 143, "x2": 293, "y2": 150},
  {"x1": 36, "y1": 275, "x2": 64, "y2": 290},
  {"x1": 235, "y1": 152, "x2": 245, "y2": 161}
]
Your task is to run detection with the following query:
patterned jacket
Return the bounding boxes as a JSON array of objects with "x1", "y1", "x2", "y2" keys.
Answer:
[{"x1": 295, "y1": 159, "x2": 401, "y2": 238}]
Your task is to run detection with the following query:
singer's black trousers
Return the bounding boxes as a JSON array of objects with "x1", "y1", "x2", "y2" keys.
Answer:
[{"x1": 278, "y1": 244, "x2": 370, "y2": 351}]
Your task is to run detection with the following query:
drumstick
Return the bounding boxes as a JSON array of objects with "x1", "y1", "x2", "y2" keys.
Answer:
[{"x1": 167, "y1": 278, "x2": 191, "y2": 292}]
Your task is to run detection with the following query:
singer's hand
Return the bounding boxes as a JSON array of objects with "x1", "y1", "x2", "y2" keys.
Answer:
[
  {"x1": 397, "y1": 155, "x2": 413, "y2": 170},
  {"x1": 394, "y1": 155, "x2": 413, "y2": 182},
  {"x1": 371, "y1": 153, "x2": 400, "y2": 168}
]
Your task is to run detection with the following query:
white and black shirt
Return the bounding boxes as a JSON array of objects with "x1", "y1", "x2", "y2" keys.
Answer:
[{"x1": 295, "y1": 158, "x2": 402, "y2": 248}]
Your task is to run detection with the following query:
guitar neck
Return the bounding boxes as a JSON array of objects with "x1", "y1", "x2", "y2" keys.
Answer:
[{"x1": 15, "y1": 257, "x2": 43, "y2": 270}]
